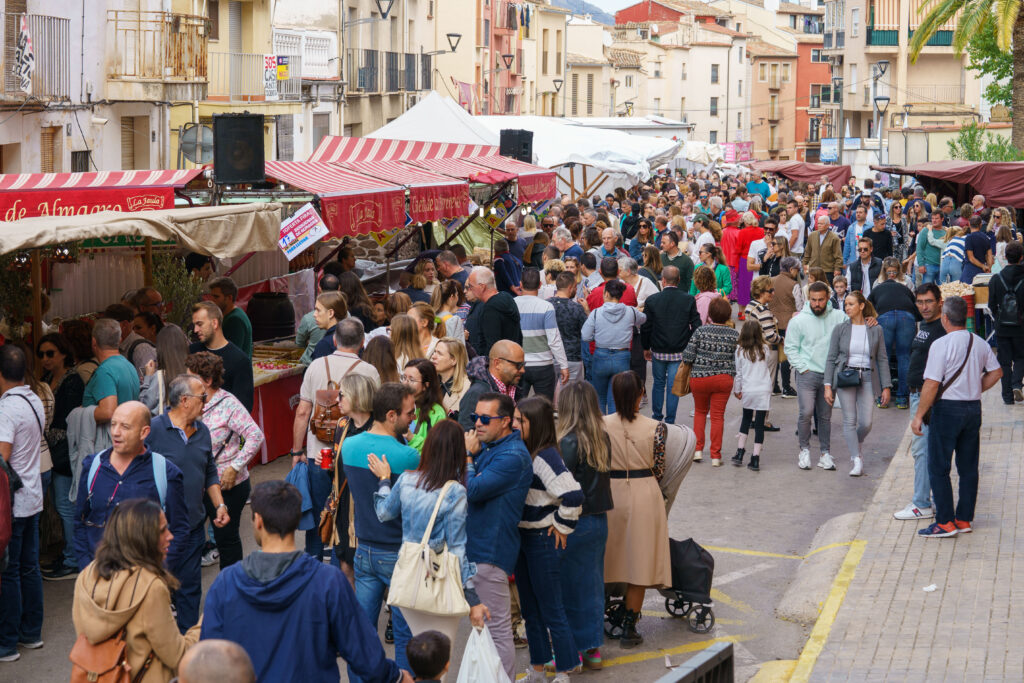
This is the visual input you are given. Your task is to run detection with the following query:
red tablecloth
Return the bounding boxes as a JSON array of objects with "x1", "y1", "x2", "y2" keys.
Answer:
[{"x1": 251, "y1": 373, "x2": 303, "y2": 465}]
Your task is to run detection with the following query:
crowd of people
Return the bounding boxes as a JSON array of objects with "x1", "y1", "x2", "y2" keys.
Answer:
[{"x1": 0, "y1": 166, "x2": 1018, "y2": 681}]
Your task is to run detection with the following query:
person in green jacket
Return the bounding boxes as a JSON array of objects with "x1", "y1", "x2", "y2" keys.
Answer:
[
  {"x1": 690, "y1": 244, "x2": 733, "y2": 297},
  {"x1": 402, "y1": 358, "x2": 448, "y2": 452},
  {"x1": 208, "y1": 276, "x2": 253, "y2": 359}
]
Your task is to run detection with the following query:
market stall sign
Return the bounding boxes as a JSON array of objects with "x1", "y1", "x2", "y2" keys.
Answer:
[
  {"x1": 278, "y1": 202, "x2": 329, "y2": 260},
  {"x1": 1, "y1": 186, "x2": 176, "y2": 222},
  {"x1": 370, "y1": 229, "x2": 399, "y2": 247}
]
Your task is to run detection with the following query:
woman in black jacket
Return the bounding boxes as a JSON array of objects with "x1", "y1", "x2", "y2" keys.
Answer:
[{"x1": 555, "y1": 381, "x2": 613, "y2": 670}]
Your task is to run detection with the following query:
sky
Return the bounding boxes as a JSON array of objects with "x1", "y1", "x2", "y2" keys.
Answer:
[{"x1": 579, "y1": 0, "x2": 634, "y2": 14}]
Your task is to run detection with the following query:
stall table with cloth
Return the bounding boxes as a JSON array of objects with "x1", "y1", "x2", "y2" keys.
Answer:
[{"x1": 252, "y1": 351, "x2": 305, "y2": 465}]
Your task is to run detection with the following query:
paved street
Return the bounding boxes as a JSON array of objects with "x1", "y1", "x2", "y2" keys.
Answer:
[{"x1": 6, "y1": 373, "x2": 913, "y2": 682}]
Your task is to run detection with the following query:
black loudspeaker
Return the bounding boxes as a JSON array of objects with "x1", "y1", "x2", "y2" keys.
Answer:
[
  {"x1": 212, "y1": 113, "x2": 265, "y2": 184},
  {"x1": 499, "y1": 129, "x2": 533, "y2": 163}
]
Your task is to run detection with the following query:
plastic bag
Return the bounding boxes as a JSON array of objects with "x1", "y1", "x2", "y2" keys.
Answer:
[{"x1": 456, "y1": 625, "x2": 510, "y2": 683}]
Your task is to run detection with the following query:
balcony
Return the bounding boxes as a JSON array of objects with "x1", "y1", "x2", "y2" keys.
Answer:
[
  {"x1": 908, "y1": 29, "x2": 954, "y2": 46},
  {"x1": 866, "y1": 26, "x2": 899, "y2": 46},
  {"x1": 820, "y1": 85, "x2": 841, "y2": 105},
  {"x1": 348, "y1": 48, "x2": 380, "y2": 93},
  {"x1": 208, "y1": 52, "x2": 302, "y2": 102},
  {"x1": 495, "y1": 2, "x2": 517, "y2": 32},
  {"x1": 768, "y1": 74, "x2": 780, "y2": 90},
  {"x1": 904, "y1": 83, "x2": 966, "y2": 104},
  {"x1": 768, "y1": 136, "x2": 782, "y2": 152},
  {"x1": 345, "y1": 49, "x2": 431, "y2": 95},
  {"x1": 106, "y1": 10, "x2": 207, "y2": 101},
  {"x1": 768, "y1": 105, "x2": 782, "y2": 121},
  {"x1": 385, "y1": 51, "x2": 402, "y2": 92},
  {"x1": 2, "y1": 13, "x2": 70, "y2": 103},
  {"x1": 273, "y1": 29, "x2": 338, "y2": 80},
  {"x1": 404, "y1": 53, "x2": 417, "y2": 91},
  {"x1": 420, "y1": 54, "x2": 432, "y2": 90}
]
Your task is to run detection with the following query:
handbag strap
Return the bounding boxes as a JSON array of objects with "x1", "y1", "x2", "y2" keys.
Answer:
[
  {"x1": 418, "y1": 480, "x2": 457, "y2": 546},
  {"x1": 937, "y1": 333, "x2": 973, "y2": 400}
]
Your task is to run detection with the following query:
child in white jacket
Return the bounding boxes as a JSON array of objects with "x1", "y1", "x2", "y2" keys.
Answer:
[{"x1": 732, "y1": 320, "x2": 773, "y2": 471}]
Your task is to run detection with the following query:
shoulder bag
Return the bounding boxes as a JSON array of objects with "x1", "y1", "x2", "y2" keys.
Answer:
[
  {"x1": 671, "y1": 361, "x2": 692, "y2": 397},
  {"x1": 388, "y1": 480, "x2": 470, "y2": 617},
  {"x1": 69, "y1": 571, "x2": 155, "y2": 683},
  {"x1": 922, "y1": 333, "x2": 973, "y2": 426},
  {"x1": 310, "y1": 356, "x2": 361, "y2": 443},
  {"x1": 318, "y1": 419, "x2": 350, "y2": 545}
]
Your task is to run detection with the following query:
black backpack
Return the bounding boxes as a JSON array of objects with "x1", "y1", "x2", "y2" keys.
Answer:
[{"x1": 996, "y1": 271, "x2": 1024, "y2": 328}]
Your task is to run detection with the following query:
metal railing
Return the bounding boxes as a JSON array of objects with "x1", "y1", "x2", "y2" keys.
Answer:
[
  {"x1": 655, "y1": 643, "x2": 734, "y2": 682},
  {"x1": 208, "y1": 52, "x2": 302, "y2": 101},
  {"x1": 2, "y1": 13, "x2": 70, "y2": 99},
  {"x1": 867, "y1": 26, "x2": 899, "y2": 45},
  {"x1": 768, "y1": 74, "x2": 780, "y2": 89},
  {"x1": 106, "y1": 10, "x2": 207, "y2": 82},
  {"x1": 385, "y1": 51, "x2": 401, "y2": 92},
  {"x1": 273, "y1": 30, "x2": 336, "y2": 79},
  {"x1": 904, "y1": 83, "x2": 965, "y2": 104},
  {"x1": 908, "y1": 28, "x2": 954, "y2": 46},
  {"x1": 420, "y1": 53, "x2": 431, "y2": 90},
  {"x1": 768, "y1": 105, "x2": 782, "y2": 121},
  {"x1": 404, "y1": 53, "x2": 417, "y2": 91},
  {"x1": 348, "y1": 48, "x2": 380, "y2": 93},
  {"x1": 346, "y1": 50, "x2": 432, "y2": 94}
]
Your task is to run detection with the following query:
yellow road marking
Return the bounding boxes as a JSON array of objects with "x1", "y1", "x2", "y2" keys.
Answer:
[
  {"x1": 703, "y1": 540, "x2": 854, "y2": 561},
  {"x1": 639, "y1": 610, "x2": 745, "y2": 626},
  {"x1": 710, "y1": 588, "x2": 754, "y2": 613},
  {"x1": 788, "y1": 539, "x2": 867, "y2": 682},
  {"x1": 601, "y1": 634, "x2": 756, "y2": 668}
]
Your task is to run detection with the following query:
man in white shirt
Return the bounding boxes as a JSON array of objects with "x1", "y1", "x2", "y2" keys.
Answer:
[
  {"x1": 785, "y1": 199, "x2": 806, "y2": 260},
  {"x1": 911, "y1": 296, "x2": 1002, "y2": 538}
]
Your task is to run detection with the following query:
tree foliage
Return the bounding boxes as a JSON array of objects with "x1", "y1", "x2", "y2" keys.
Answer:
[
  {"x1": 965, "y1": 24, "x2": 1013, "y2": 108},
  {"x1": 947, "y1": 122, "x2": 1024, "y2": 160}
]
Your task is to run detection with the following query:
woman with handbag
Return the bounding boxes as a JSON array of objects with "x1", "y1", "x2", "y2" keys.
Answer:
[
  {"x1": 185, "y1": 352, "x2": 265, "y2": 569},
  {"x1": 824, "y1": 292, "x2": 891, "y2": 477},
  {"x1": 72, "y1": 499, "x2": 200, "y2": 682},
  {"x1": 513, "y1": 396, "x2": 584, "y2": 682},
  {"x1": 366, "y1": 419, "x2": 489, "y2": 648}
]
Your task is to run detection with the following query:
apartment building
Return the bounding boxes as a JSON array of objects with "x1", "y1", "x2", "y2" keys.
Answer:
[
  {"x1": 747, "y1": 39, "x2": 798, "y2": 159},
  {"x1": 520, "y1": 0, "x2": 570, "y2": 116},
  {"x1": 564, "y1": 15, "x2": 613, "y2": 117}
]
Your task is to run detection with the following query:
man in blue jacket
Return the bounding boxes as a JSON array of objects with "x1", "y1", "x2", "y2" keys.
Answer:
[
  {"x1": 464, "y1": 392, "x2": 532, "y2": 682},
  {"x1": 202, "y1": 480, "x2": 410, "y2": 683},
  {"x1": 73, "y1": 401, "x2": 188, "y2": 571}
]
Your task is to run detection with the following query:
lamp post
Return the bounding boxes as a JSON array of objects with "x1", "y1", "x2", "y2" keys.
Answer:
[
  {"x1": 425, "y1": 32, "x2": 462, "y2": 56},
  {"x1": 874, "y1": 94, "x2": 890, "y2": 163},
  {"x1": 832, "y1": 73, "x2": 844, "y2": 166},
  {"x1": 871, "y1": 60, "x2": 889, "y2": 160}
]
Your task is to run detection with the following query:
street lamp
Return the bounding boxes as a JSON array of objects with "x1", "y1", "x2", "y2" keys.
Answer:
[
  {"x1": 874, "y1": 94, "x2": 890, "y2": 162},
  {"x1": 553, "y1": 78, "x2": 563, "y2": 117},
  {"x1": 832, "y1": 73, "x2": 845, "y2": 165},
  {"x1": 375, "y1": 0, "x2": 395, "y2": 19},
  {"x1": 624, "y1": 100, "x2": 635, "y2": 116},
  {"x1": 501, "y1": 53, "x2": 515, "y2": 70},
  {"x1": 446, "y1": 32, "x2": 461, "y2": 52}
]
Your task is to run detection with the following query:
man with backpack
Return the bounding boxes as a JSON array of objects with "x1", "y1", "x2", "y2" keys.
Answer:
[
  {"x1": 73, "y1": 401, "x2": 188, "y2": 575},
  {"x1": 988, "y1": 241, "x2": 1024, "y2": 405},
  {"x1": 0, "y1": 345, "x2": 46, "y2": 662}
]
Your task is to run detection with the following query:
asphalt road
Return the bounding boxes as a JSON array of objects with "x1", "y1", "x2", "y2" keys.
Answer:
[{"x1": 11, "y1": 377, "x2": 912, "y2": 682}]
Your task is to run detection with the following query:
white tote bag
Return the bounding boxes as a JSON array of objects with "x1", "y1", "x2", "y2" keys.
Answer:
[
  {"x1": 387, "y1": 481, "x2": 470, "y2": 617},
  {"x1": 456, "y1": 626, "x2": 510, "y2": 683}
]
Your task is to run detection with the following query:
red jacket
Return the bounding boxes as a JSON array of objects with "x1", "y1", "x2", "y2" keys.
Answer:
[{"x1": 721, "y1": 227, "x2": 742, "y2": 268}]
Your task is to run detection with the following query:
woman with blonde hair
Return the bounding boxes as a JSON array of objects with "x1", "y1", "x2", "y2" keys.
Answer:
[
  {"x1": 556, "y1": 381, "x2": 612, "y2": 669},
  {"x1": 390, "y1": 313, "x2": 422, "y2": 370},
  {"x1": 73, "y1": 499, "x2": 199, "y2": 682},
  {"x1": 431, "y1": 338, "x2": 470, "y2": 418},
  {"x1": 413, "y1": 258, "x2": 439, "y2": 296},
  {"x1": 408, "y1": 302, "x2": 441, "y2": 359},
  {"x1": 430, "y1": 280, "x2": 467, "y2": 343},
  {"x1": 540, "y1": 258, "x2": 565, "y2": 299},
  {"x1": 639, "y1": 244, "x2": 664, "y2": 289}
]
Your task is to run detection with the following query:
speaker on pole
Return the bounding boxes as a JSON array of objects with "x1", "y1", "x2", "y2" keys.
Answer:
[
  {"x1": 213, "y1": 113, "x2": 265, "y2": 184},
  {"x1": 499, "y1": 129, "x2": 533, "y2": 163}
]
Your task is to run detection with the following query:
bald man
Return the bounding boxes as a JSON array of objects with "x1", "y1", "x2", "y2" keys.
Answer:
[
  {"x1": 178, "y1": 640, "x2": 255, "y2": 683},
  {"x1": 457, "y1": 340, "x2": 526, "y2": 430},
  {"x1": 73, "y1": 401, "x2": 189, "y2": 573}
]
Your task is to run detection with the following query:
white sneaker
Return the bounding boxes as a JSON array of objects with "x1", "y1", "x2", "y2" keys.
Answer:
[
  {"x1": 524, "y1": 669, "x2": 546, "y2": 683},
  {"x1": 818, "y1": 452, "x2": 836, "y2": 470},
  {"x1": 849, "y1": 456, "x2": 863, "y2": 477},
  {"x1": 0, "y1": 651, "x2": 20, "y2": 662},
  {"x1": 553, "y1": 674, "x2": 572, "y2": 683},
  {"x1": 797, "y1": 448, "x2": 811, "y2": 470},
  {"x1": 693, "y1": 450, "x2": 703, "y2": 462},
  {"x1": 18, "y1": 640, "x2": 42, "y2": 649},
  {"x1": 893, "y1": 503, "x2": 935, "y2": 520}
]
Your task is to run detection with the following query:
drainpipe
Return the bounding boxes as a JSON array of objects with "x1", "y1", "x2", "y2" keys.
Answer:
[{"x1": 724, "y1": 39, "x2": 731, "y2": 143}]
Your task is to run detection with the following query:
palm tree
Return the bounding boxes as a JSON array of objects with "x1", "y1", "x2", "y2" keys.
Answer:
[{"x1": 909, "y1": 0, "x2": 1024, "y2": 150}]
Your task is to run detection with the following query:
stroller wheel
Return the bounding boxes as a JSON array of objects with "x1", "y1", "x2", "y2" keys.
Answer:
[
  {"x1": 686, "y1": 605, "x2": 715, "y2": 634},
  {"x1": 604, "y1": 600, "x2": 625, "y2": 639},
  {"x1": 664, "y1": 597, "x2": 690, "y2": 617}
]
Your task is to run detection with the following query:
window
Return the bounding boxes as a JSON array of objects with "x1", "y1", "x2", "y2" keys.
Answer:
[
  {"x1": 808, "y1": 117, "x2": 821, "y2": 142},
  {"x1": 653, "y1": 97, "x2": 661, "y2": 114},
  {"x1": 71, "y1": 150, "x2": 91, "y2": 172},
  {"x1": 680, "y1": 97, "x2": 686, "y2": 118},
  {"x1": 653, "y1": 63, "x2": 662, "y2": 78},
  {"x1": 710, "y1": 97, "x2": 718, "y2": 116},
  {"x1": 849, "y1": 63, "x2": 857, "y2": 93},
  {"x1": 811, "y1": 49, "x2": 822, "y2": 62},
  {"x1": 208, "y1": 0, "x2": 220, "y2": 40},
  {"x1": 484, "y1": 20, "x2": 490, "y2": 46},
  {"x1": 625, "y1": 74, "x2": 633, "y2": 88},
  {"x1": 681, "y1": 63, "x2": 687, "y2": 80},
  {"x1": 312, "y1": 113, "x2": 330, "y2": 148},
  {"x1": 542, "y1": 29, "x2": 549, "y2": 75},
  {"x1": 782, "y1": 63, "x2": 791, "y2": 82},
  {"x1": 556, "y1": 30, "x2": 562, "y2": 74},
  {"x1": 738, "y1": 46, "x2": 743, "y2": 63},
  {"x1": 711, "y1": 64, "x2": 719, "y2": 83},
  {"x1": 850, "y1": 8, "x2": 860, "y2": 37},
  {"x1": 758, "y1": 63, "x2": 766, "y2": 81},
  {"x1": 709, "y1": 130, "x2": 718, "y2": 143},
  {"x1": 735, "y1": 22, "x2": 742, "y2": 32},
  {"x1": 40, "y1": 126, "x2": 62, "y2": 173},
  {"x1": 121, "y1": 117, "x2": 136, "y2": 170},
  {"x1": 276, "y1": 115, "x2": 294, "y2": 161},
  {"x1": 571, "y1": 73, "x2": 579, "y2": 115},
  {"x1": 738, "y1": 79, "x2": 742, "y2": 96},
  {"x1": 737, "y1": 112, "x2": 742, "y2": 128},
  {"x1": 586, "y1": 73, "x2": 594, "y2": 114}
]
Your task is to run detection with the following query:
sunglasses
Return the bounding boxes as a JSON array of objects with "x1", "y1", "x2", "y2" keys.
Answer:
[
  {"x1": 499, "y1": 357, "x2": 525, "y2": 370},
  {"x1": 185, "y1": 393, "x2": 208, "y2": 404},
  {"x1": 37, "y1": 349, "x2": 56, "y2": 359},
  {"x1": 470, "y1": 413, "x2": 503, "y2": 425},
  {"x1": 857, "y1": 247, "x2": 871, "y2": 252}
]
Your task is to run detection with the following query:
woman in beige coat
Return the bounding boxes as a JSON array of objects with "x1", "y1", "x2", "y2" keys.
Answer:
[
  {"x1": 603, "y1": 371, "x2": 671, "y2": 649},
  {"x1": 72, "y1": 499, "x2": 200, "y2": 682}
]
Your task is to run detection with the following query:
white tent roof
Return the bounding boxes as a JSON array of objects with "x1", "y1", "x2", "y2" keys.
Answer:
[{"x1": 368, "y1": 91, "x2": 496, "y2": 146}]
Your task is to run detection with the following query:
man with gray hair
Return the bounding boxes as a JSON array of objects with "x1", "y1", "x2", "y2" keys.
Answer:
[
  {"x1": 178, "y1": 639, "x2": 255, "y2": 683},
  {"x1": 912, "y1": 296, "x2": 1001, "y2": 538},
  {"x1": 146, "y1": 374, "x2": 229, "y2": 630},
  {"x1": 466, "y1": 266, "x2": 522, "y2": 357},
  {"x1": 82, "y1": 317, "x2": 140, "y2": 425},
  {"x1": 552, "y1": 227, "x2": 583, "y2": 260},
  {"x1": 435, "y1": 249, "x2": 468, "y2": 286}
]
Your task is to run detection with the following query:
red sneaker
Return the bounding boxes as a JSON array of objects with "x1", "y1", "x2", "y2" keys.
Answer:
[{"x1": 953, "y1": 520, "x2": 972, "y2": 533}]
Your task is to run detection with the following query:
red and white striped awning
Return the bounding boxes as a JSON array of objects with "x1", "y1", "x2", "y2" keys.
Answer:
[
  {"x1": 0, "y1": 169, "x2": 204, "y2": 221},
  {"x1": 405, "y1": 157, "x2": 516, "y2": 185},
  {"x1": 341, "y1": 160, "x2": 470, "y2": 222},
  {"x1": 264, "y1": 161, "x2": 407, "y2": 236},
  {"x1": 310, "y1": 137, "x2": 498, "y2": 164},
  {"x1": 466, "y1": 155, "x2": 558, "y2": 203}
]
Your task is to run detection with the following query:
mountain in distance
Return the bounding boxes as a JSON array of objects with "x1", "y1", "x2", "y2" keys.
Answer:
[{"x1": 550, "y1": 0, "x2": 616, "y2": 26}]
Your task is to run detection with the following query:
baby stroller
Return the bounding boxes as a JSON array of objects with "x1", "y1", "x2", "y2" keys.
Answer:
[{"x1": 604, "y1": 538, "x2": 715, "y2": 636}]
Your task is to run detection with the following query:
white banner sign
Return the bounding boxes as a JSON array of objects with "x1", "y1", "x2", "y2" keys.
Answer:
[{"x1": 278, "y1": 203, "x2": 328, "y2": 260}]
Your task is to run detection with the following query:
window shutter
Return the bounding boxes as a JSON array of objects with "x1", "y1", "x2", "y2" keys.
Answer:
[{"x1": 121, "y1": 117, "x2": 136, "y2": 170}]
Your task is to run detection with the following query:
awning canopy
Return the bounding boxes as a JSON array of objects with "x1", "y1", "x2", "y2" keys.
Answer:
[
  {"x1": 0, "y1": 169, "x2": 204, "y2": 221},
  {"x1": 343, "y1": 159, "x2": 471, "y2": 223},
  {"x1": 749, "y1": 161, "x2": 851, "y2": 188},
  {"x1": 406, "y1": 156, "x2": 516, "y2": 185},
  {"x1": 264, "y1": 160, "x2": 407, "y2": 236},
  {"x1": 0, "y1": 203, "x2": 282, "y2": 257},
  {"x1": 310, "y1": 137, "x2": 496, "y2": 164},
  {"x1": 465, "y1": 155, "x2": 558, "y2": 203},
  {"x1": 871, "y1": 161, "x2": 1024, "y2": 207}
]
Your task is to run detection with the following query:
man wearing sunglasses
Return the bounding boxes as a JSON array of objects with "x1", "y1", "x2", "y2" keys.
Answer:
[
  {"x1": 458, "y1": 340, "x2": 526, "y2": 430},
  {"x1": 845, "y1": 238, "x2": 883, "y2": 297},
  {"x1": 146, "y1": 375, "x2": 230, "y2": 631},
  {"x1": 464, "y1": 392, "x2": 532, "y2": 682}
]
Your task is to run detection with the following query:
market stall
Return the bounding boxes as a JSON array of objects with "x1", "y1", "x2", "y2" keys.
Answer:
[
  {"x1": 749, "y1": 160, "x2": 853, "y2": 188},
  {"x1": 870, "y1": 161, "x2": 1024, "y2": 208}
]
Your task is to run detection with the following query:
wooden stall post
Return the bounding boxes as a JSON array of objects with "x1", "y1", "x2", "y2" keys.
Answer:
[{"x1": 143, "y1": 238, "x2": 154, "y2": 286}]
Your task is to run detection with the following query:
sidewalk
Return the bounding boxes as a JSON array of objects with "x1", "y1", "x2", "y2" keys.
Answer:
[{"x1": 799, "y1": 389, "x2": 1024, "y2": 682}]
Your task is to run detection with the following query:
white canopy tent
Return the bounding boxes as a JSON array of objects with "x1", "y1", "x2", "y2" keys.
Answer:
[{"x1": 367, "y1": 92, "x2": 682, "y2": 199}]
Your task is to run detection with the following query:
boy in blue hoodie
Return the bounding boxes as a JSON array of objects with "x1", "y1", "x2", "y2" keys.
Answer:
[{"x1": 202, "y1": 480, "x2": 410, "y2": 683}]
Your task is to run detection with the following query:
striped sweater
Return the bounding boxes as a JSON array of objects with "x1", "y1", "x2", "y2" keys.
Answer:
[
  {"x1": 743, "y1": 301, "x2": 781, "y2": 345},
  {"x1": 514, "y1": 295, "x2": 569, "y2": 369},
  {"x1": 519, "y1": 446, "x2": 584, "y2": 535}
]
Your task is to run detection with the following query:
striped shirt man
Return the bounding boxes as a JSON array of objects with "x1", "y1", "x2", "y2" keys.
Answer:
[{"x1": 514, "y1": 294, "x2": 569, "y2": 371}]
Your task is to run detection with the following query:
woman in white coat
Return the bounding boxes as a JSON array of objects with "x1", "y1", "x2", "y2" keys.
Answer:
[{"x1": 731, "y1": 320, "x2": 774, "y2": 471}]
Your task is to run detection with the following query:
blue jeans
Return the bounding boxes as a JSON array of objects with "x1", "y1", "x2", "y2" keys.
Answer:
[
  {"x1": 304, "y1": 465, "x2": 333, "y2": 561},
  {"x1": 170, "y1": 524, "x2": 206, "y2": 632},
  {"x1": 592, "y1": 347, "x2": 631, "y2": 414},
  {"x1": 581, "y1": 340, "x2": 593, "y2": 382},
  {"x1": 908, "y1": 392, "x2": 932, "y2": 510},
  {"x1": 922, "y1": 263, "x2": 940, "y2": 284},
  {"x1": 0, "y1": 513, "x2": 43, "y2": 654},
  {"x1": 927, "y1": 399, "x2": 982, "y2": 525},
  {"x1": 516, "y1": 529, "x2": 578, "y2": 671},
  {"x1": 939, "y1": 258, "x2": 962, "y2": 284},
  {"x1": 51, "y1": 472, "x2": 78, "y2": 569},
  {"x1": 557, "y1": 513, "x2": 607, "y2": 652},
  {"x1": 878, "y1": 310, "x2": 916, "y2": 400},
  {"x1": 651, "y1": 359, "x2": 682, "y2": 423},
  {"x1": 351, "y1": 544, "x2": 411, "y2": 678}
]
